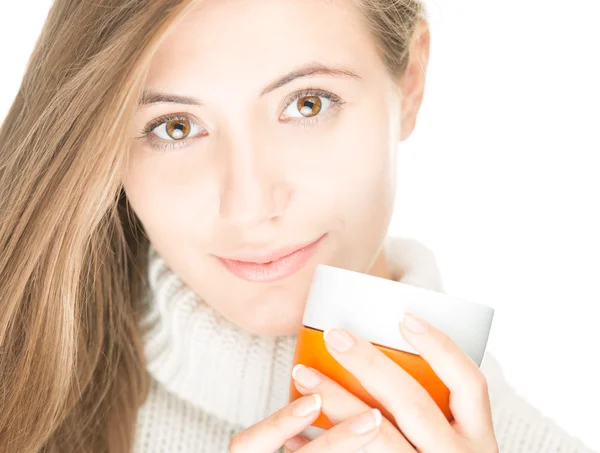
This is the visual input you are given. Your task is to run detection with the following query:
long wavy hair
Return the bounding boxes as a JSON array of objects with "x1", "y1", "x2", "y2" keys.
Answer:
[{"x1": 0, "y1": 0, "x2": 426, "y2": 451}]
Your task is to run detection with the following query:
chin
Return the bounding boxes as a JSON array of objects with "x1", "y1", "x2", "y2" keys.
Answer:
[
  {"x1": 220, "y1": 273, "x2": 314, "y2": 336},
  {"x1": 255, "y1": 320, "x2": 303, "y2": 336},
  {"x1": 231, "y1": 314, "x2": 303, "y2": 336},
  {"x1": 227, "y1": 295, "x2": 306, "y2": 336}
]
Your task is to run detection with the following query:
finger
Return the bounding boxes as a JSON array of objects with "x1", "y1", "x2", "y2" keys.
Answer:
[
  {"x1": 296, "y1": 408, "x2": 388, "y2": 453},
  {"x1": 323, "y1": 327, "x2": 460, "y2": 452},
  {"x1": 284, "y1": 435, "x2": 310, "y2": 452},
  {"x1": 293, "y1": 364, "x2": 369, "y2": 422},
  {"x1": 293, "y1": 364, "x2": 416, "y2": 452},
  {"x1": 399, "y1": 313, "x2": 494, "y2": 437},
  {"x1": 229, "y1": 394, "x2": 321, "y2": 453}
]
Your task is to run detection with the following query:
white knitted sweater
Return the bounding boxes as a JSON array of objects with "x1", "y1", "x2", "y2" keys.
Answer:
[{"x1": 133, "y1": 236, "x2": 595, "y2": 453}]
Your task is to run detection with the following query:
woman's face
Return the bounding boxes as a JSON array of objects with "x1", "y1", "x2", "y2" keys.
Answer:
[{"x1": 124, "y1": 0, "x2": 427, "y2": 335}]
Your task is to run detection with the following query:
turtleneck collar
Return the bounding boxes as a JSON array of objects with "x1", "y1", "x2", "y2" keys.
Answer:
[{"x1": 139, "y1": 236, "x2": 445, "y2": 428}]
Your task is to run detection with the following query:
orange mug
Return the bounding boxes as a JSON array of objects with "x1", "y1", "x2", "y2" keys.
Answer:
[{"x1": 289, "y1": 264, "x2": 495, "y2": 431}]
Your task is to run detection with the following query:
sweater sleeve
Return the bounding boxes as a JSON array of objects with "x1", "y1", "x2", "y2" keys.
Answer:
[{"x1": 483, "y1": 353, "x2": 596, "y2": 453}]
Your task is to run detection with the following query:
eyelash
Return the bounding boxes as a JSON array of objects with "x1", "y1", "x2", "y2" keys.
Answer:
[{"x1": 134, "y1": 88, "x2": 345, "y2": 152}]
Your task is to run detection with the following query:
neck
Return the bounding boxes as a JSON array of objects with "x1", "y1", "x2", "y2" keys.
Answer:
[{"x1": 368, "y1": 247, "x2": 394, "y2": 280}]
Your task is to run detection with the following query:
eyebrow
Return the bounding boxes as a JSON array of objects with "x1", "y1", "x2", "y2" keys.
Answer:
[
  {"x1": 139, "y1": 62, "x2": 362, "y2": 106},
  {"x1": 259, "y1": 62, "x2": 361, "y2": 96}
]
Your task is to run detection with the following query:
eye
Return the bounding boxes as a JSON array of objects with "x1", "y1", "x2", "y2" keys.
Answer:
[
  {"x1": 284, "y1": 94, "x2": 330, "y2": 118},
  {"x1": 136, "y1": 113, "x2": 207, "y2": 152},
  {"x1": 280, "y1": 89, "x2": 344, "y2": 125},
  {"x1": 152, "y1": 117, "x2": 203, "y2": 141}
]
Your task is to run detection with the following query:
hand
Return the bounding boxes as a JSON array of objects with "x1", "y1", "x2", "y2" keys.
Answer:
[
  {"x1": 228, "y1": 392, "x2": 386, "y2": 452},
  {"x1": 287, "y1": 312, "x2": 500, "y2": 452}
]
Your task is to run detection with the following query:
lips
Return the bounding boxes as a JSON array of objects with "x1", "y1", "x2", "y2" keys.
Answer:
[
  {"x1": 214, "y1": 233, "x2": 327, "y2": 283},
  {"x1": 216, "y1": 234, "x2": 326, "y2": 264}
]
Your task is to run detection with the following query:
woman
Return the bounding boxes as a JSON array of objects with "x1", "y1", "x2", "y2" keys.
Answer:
[{"x1": 0, "y1": 0, "x2": 594, "y2": 452}]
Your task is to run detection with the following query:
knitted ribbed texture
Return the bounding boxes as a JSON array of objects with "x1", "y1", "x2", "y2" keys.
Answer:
[{"x1": 133, "y1": 236, "x2": 595, "y2": 453}]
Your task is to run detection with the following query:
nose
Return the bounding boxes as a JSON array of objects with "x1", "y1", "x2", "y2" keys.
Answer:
[{"x1": 218, "y1": 136, "x2": 289, "y2": 227}]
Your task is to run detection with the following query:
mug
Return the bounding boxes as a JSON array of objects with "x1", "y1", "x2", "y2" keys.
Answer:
[{"x1": 289, "y1": 264, "x2": 495, "y2": 430}]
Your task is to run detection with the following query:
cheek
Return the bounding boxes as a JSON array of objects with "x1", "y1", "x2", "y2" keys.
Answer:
[
  {"x1": 121, "y1": 157, "x2": 155, "y2": 223},
  {"x1": 315, "y1": 103, "x2": 397, "y2": 216},
  {"x1": 121, "y1": 151, "x2": 219, "y2": 241}
]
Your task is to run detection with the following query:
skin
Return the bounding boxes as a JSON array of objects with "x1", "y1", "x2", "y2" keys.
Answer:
[
  {"x1": 124, "y1": 0, "x2": 427, "y2": 336},
  {"x1": 231, "y1": 315, "x2": 499, "y2": 452},
  {"x1": 124, "y1": 1, "x2": 500, "y2": 450}
]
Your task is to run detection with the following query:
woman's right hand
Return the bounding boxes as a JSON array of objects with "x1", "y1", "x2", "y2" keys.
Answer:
[{"x1": 228, "y1": 393, "x2": 383, "y2": 452}]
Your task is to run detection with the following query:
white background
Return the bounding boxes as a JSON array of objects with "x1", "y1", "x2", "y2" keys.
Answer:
[{"x1": 1, "y1": 0, "x2": 598, "y2": 451}]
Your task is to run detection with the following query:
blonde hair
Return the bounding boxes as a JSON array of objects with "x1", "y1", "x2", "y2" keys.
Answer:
[{"x1": 0, "y1": 0, "x2": 426, "y2": 451}]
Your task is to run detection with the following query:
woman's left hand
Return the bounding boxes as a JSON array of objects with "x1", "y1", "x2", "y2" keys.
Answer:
[{"x1": 287, "y1": 312, "x2": 500, "y2": 452}]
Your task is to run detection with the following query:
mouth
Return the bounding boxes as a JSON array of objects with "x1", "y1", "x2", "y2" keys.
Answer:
[{"x1": 214, "y1": 233, "x2": 327, "y2": 283}]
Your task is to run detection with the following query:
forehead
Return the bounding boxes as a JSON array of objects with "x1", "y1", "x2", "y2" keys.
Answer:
[{"x1": 145, "y1": 0, "x2": 382, "y2": 93}]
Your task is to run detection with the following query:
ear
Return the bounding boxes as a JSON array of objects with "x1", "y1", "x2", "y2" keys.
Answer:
[{"x1": 398, "y1": 19, "x2": 431, "y2": 142}]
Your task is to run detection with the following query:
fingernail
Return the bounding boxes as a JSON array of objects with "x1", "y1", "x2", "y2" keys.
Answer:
[
  {"x1": 292, "y1": 394, "x2": 322, "y2": 417},
  {"x1": 284, "y1": 436, "x2": 304, "y2": 451},
  {"x1": 349, "y1": 408, "x2": 382, "y2": 435},
  {"x1": 324, "y1": 328, "x2": 355, "y2": 352},
  {"x1": 402, "y1": 312, "x2": 428, "y2": 333},
  {"x1": 292, "y1": 364, "x2": 322, "y2": 389}
]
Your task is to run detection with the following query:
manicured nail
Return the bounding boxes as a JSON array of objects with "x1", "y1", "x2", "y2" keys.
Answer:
[
  {"x1": 292, "y1": 394, "x2": 322, "y2": 417},
  {"x1": 349, "y1": 408, "x2": 382, "y2": 435},
  {"x1": 324, "y1": 328, "x2": 355, "y2": 352},
  {"x1": 402, "y1": 312, "x2": 428, "y2": 333},
  {"x1": 292, "y1": 364, "x2": 322, "y2": 389}
]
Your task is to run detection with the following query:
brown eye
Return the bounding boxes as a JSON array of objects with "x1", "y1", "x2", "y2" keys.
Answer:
[
  {"x1": 296, "y1": 96, "x2": 322, "y2": 118},
  {"x1": 165, "y1": 119, "x2": 191, "y2": 140}
]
